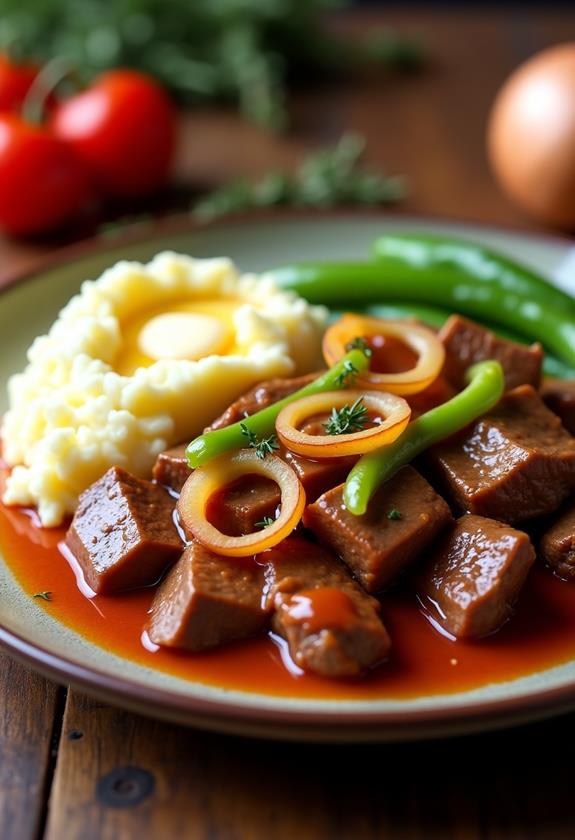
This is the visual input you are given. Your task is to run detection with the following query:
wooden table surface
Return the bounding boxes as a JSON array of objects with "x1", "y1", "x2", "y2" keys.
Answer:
[{"x1": 2, "y1": 7, "x2": 575, "y2": 839}]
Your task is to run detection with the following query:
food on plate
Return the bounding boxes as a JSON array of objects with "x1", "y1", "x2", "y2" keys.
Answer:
[
  {"x1": 3, "y1": 233, "x2": 575, "y2": 690},
  {"x1": 539, "y1": 502, "x2": 575, "y2": 581},
  {"x1": 427, "y1": 385, "x2": 575, "y2": 523},
  {"x1": 418, "y1": 515, "x2": 536, "y2": 639},
  {"x1": 65, "y1": 465, "x2": 181, "y2": 595},
  {"x1": 488, "y1": 42, "x2": 575, "y2": 229},
  {"x1": 1, "y1": 252, "x2": 326, "y2": 526}
]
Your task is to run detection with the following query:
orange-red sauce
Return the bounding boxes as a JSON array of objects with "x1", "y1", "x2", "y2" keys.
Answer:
[{"x1": 2, "y1": 499, "x2": 575, "y2": 700}]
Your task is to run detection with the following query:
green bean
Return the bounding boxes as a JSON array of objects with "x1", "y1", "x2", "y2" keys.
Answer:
[
  {"x1": 343, "y1": 360, "x2": 505, "y2": 515},
  {"x1": 186, "y1": 349, "x2": 370, "y2": 468}
]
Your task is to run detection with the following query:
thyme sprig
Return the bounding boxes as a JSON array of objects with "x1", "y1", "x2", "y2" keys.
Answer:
[
  {"x1": 240, "y1": 423, "x2": 279, "y2": 459},
  {"x1": 193, "y1": 134, "x2": 405, "y2": 221},
  {"x1": 324, "y1": 397, "x2": 368, "y2": 436}
]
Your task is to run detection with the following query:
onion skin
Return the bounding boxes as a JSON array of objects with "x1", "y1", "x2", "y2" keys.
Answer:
[{"x1": 488, "y1": 42, "x2": 575, "y2": 229}]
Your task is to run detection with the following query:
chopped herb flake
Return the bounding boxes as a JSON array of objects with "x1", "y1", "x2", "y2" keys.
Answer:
[
  {"x1": 387, "y1": 509, "x2": 402, "y2": 521},
  {"x1": 255, "y1": 516, "x2": 275, "y2": 529},
  {"x1": 345, "y1": 336, "x2": 372, "y2": 358},
  {"x1": 335, "y1": 359, "x2": 359, "y2": 387},
  {"x1": 33, "y1": 591, "x2": 52, "y2": 601}
]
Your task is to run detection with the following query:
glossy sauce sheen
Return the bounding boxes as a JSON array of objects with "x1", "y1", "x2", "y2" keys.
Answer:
[
  {"x1": 3, "y1": 498, "x2": 575, "y2": 700},
  {"x1": 283, "y1": 588, "x2": 359, "y2": 633}
]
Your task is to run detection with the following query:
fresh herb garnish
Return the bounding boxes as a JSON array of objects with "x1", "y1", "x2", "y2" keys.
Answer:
[
  {"x1": 33, "y1": 591, "x2": 52, "y2": 601},
  {"x1": 324, "y1": 397, "x2": 368, "y2": 436},
  {"x1": 255, "y1": 516, "x2": 275, "y2": 529},
  {"x1": 193, "y1": 134, "x2": 405, "y2": 221},
  {"x1": 335, "y1": 358, "x2": 359, "y2": 388},
  {"x1": 345, "y1": 336, "x2": 372, "y2": 358},
  {"x1": 0, "y1": 5, "x2": 423, "y2": 129},
  {"x1": 240, "y1": 423, "x2": 279, "y2": 459},
  {"x1": 387, "y1": 509, "x2": 402, "y2": 521}
]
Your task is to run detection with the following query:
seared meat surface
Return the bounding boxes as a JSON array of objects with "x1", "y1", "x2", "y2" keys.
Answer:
[
  {"x1": 65, "y1": 466, "x2": 182, "y2": 594},
  {"x1": 264, "y1": 539, "x2": 391, "y2": 678},
  {"x1": 303, "y1": 466, "x2": 453, "y2": 592},
  {"x1": 439, "y1": 314, "x2": 542, "y2": 391},
  {"x1": 540, "y1": 502, "x2": 575, "y2": 581},
  {"x1": 418, "y1": 514, "x2": 535, "y2": 639},
  {"x1": 541, "y1": 378, "x2": 575, "y2": 436},
  {"x1": 147, "y1": 542, "x2": 268, "y2": 650},
  {"x1": 427, "y1": 385, "x2": 575, "y2": 523}
]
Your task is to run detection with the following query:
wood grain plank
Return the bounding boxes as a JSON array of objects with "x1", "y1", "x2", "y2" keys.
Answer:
[
  {"x1": 46, "y1": 689, "x2": 575, "y2": 840},
  {"x1": 0, "y1": 654, "x2": 63, "y2": 840}
]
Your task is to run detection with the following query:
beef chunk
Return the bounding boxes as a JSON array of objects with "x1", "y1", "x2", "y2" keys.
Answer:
[
  {"x1": 207, "y1": 372, "x2": 318, "y2": 431},
  {"x1": 205, "y1": 475, "x2": 280, "y2": 537},
  {"x1": 418, "y1": 514, "x2": 535, "y2": 638},
  {"x1": 540, "y1": 502, "x2": 575, "y2": 580},
  {"x1": 427, "y1": 385, "x2": 575, "y2": 524},
  {"x1": 282, "y1": 418, "x2": 357, "y2": 504},
  {"x1": 303, "y1": 466, "x2": 452, "y2": 593},
  {"x1": 541, "y1": 378, "x2": 575, "y2": 435},
  {"x1": 153, "y1": 444, "x2": 190, "y2": 492},
  {"x1": 65, "y1": 466, "x2": 182, "y2": 594},
  {"x1": 264, "y1": 538, "x2": 390, "y2": 678},
  {"x1": 439, "y1": 314, "x2": 542, "y2": 391},
  {"x1": 147, "y1": 543, "x2": 268, "y2": 650}
]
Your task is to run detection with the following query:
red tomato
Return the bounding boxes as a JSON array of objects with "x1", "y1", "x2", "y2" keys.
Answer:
[
  {"x1": 52, "y1": 69, "x2": 176, "y2": 198},
  {"x1": 0, "y1": 55, "x2": 39, "y2": 112},
  {"x1": 0, "y1": 115, "x2": 91, "y2": 236}
]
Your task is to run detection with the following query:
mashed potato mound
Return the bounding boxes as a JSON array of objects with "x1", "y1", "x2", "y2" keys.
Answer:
[{"x1": 2, "y1": 252, "x2": 326, "y2": 526}]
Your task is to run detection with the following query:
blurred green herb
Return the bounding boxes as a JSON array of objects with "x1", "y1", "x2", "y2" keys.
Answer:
[
  {"x1": 193, "y1": 134, "x2": 405, "y2": 220},
  {"x1": 33, "y1": 591, "x2": 53, "y2": 601},
  {"x1": 0, "y1": 1, "x2": 423, "y2": 128}
]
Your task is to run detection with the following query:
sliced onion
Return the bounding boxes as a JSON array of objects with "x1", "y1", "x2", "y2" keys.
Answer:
[
  {"x1": 177, "y1": 450, "x2": 305, "y2": 557},
  {"x1": 323, "y1": 314, "x2": 445, "y2": 395},
  {"x1": 276, "y1": 390, "x2": 411, "y2": 458}
]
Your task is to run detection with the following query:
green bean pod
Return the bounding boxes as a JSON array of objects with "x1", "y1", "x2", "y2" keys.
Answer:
[
  {"x1": 186, "y1": 349, "x2": 370, "y2": 468},
  {"x1": 269, "y1": 261, "x2": 575, "y2": 368},
  {"x1": 372, "y1": 232, "x2": 575, "y2": 316},
  {"x1": 343, "y1": 360, "x2": 505, "y2": 516}
]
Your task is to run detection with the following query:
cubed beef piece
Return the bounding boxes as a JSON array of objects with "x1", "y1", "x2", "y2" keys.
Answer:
[
  {"x1": 541, "y1": 378, "x2": 575, "y2": 435},
  {"x1": 153, "y1": 444, "x2": 190, "y2": 492},
  {"x1": 540, "y1": 502, "x2": 575, "y2": 580},
  {"x1": 439, "y1": 314, "x2": 542, "y2": 391},
  {"x1": 284, "y1": 451, "x2": 355, "y2": 504},
  {"x1": 427, "y1": 385, "x2": 575, "y2": 524},
  {"x1": 204, "y1": 475, "x2": 280, "y2": 537},
  {"x1": 147, "y1": 543, "x2": 268, "y2": 650},
  {"x1": 206, "y1": 372, "x2": 319, "y2": 431},
  {"x1": 282, "y1": 418, "x2": 357, "y2": 503},
  {"x1": 264, "y1": 538, "x2": 390, "y2": 678},
  {"x1": 303, "y1": 466, "x2": 453, "y2": 592},
  {"x1": 65, "y1": 466, "x2": 182, "y2": 594},
  {"x1": 406, "y1": 376, "x2": 457, "y2": 419},
  {"x1": 418, "y1": 514, "x2": 535, "y2": 638}
]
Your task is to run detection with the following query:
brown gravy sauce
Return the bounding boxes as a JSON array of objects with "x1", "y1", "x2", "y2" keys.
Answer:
[{"x1": 2, "y1": 496, "x2": 575, "y2": 700}]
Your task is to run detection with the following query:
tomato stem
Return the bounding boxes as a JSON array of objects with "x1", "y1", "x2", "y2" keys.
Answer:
[{"x1": 21, "y1": 57, "x2": 73, "y2": 124}]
